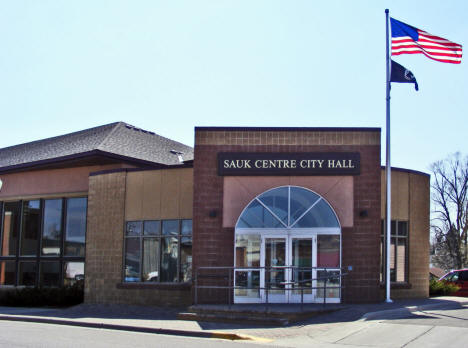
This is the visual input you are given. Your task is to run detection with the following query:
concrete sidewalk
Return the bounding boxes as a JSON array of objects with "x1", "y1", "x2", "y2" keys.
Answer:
[{"x1": 0, "y1": 297, "x2": 467, "y2": 342}]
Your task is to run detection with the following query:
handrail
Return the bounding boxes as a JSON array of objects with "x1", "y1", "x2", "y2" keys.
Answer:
[{"x1": 194, "y1": 266, "x2": 349, "y2": 310}]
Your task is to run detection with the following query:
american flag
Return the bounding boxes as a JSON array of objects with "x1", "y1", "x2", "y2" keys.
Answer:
[{"x1": 391, "y1": 18, "x2": 462, "y2": 64}]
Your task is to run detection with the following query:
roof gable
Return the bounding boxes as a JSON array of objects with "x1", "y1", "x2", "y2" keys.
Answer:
[{"x1": 0, "y1": 122, "x2": 193, "y2": 173}]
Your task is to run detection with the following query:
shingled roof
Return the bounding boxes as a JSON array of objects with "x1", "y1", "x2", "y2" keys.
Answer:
[{"x1": 0, "y1": 122, "x2": 194, "y2": 173}]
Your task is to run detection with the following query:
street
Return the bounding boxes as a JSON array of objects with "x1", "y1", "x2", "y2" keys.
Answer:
[
  {"x1": 0, "y1": 321, "x2": 274, "y2": 348},
  {"x1": 0, "y1": 303, "x2": 467, "y2": 347}
]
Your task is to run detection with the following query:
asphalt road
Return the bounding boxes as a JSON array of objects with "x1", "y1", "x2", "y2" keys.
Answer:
[
  {"x1": 1, "y1": 303, "x2": 467, "y2": 348},
  {"x1": 0, "y1": 321, "x2": 274, "y2": 348}
]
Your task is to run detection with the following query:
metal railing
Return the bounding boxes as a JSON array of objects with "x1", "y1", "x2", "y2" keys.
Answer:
[{"x1": 194, "y1": 266, "x2": 348, "y2": 310}]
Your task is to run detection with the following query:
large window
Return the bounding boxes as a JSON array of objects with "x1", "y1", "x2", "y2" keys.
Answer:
[
  {"x1": 124, "y1": 219, "x2": 192, "y2": 283},
  {"x1": 380, "y1": 220, "x2": 408, "y2": 283},
  {"x1": 0, "y1": 198, "x2": 87, "y2": 287}
]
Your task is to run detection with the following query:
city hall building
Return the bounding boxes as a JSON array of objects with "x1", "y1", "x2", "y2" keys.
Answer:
[{"x1": 0, "y1": 122, "x2": 429, "y2": 305}]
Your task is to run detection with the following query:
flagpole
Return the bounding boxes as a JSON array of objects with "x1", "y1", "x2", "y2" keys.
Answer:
[{"x1": 385, "y1": 8, "x2": 392, "y2": 303}]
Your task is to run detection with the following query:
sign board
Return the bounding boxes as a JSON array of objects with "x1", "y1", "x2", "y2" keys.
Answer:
[{"x1": 218, "y1": 152, "x2": 360, "y2": 176}]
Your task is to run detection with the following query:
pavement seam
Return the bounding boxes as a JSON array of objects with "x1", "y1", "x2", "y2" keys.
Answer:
[
  {"x1": 0, "y1": 315, "x2": 260, "y2": 341},
  {"x1": 401, "y1": 325, "x2": 435, "y2": 348},
  {"x1": 332, "y1": 322, "x2": 374, "y2": 344}
]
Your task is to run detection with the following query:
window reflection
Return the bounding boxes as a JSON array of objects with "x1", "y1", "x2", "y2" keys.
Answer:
[
  {"x1": 143, "y1": 238, "x2": 160, "y2": 282},
  {"x1": 40, "y1": 262, "x2": 61, "y2": 287},
  {"x1": 18, "y1": 262, "x2": 37, "y2": 286},
  {"x1": 317, "y1": 235, "x2": 340, "y2": 267},
  {"x1": 0, "y1": 198, "x2": 87, "y2": 288},
  {"x1": 180, "y1": 236, "x2": 192, "y2": 282},
  {"x1": 64, "y1": 262, "x2": 84, "y2": 286},
  {"x1": 235, "y1": 235, "x2": 260, "y2": 268},
  {"x1": 162, "y1": 220, "x2": 179, "y2": 236},
  {"x1": 235, "y1": 270, "x2": 260, "y2": 298},
  {"x1": 42, "y1": 199, "x2": 62, "y2": 256},
  {"x1": 125, "y1": 238, "x2": 141, "y2": 282},
  {"x1": 2, "y1": 202, "x2": 21, "y2": 256},
  {"x1": 21, "y1": 200, "x2": 40, "y2": 256},
  {"x1": 65, "y1": 198, "x2": 87, "y2": 257},
  {"x1": 317, "y1": 270, "x2": 340, "y2": 298},
  {"x1": 0, "y1": 261, "x2": 15, "y2": 285},
  {"x1": 236, "y1": 186, "x2": 339, "y2": 229},
  {"x1": 124, "y1": 219, "x2": 192, "y2": 283},
  {"x1": 161, "y1": 237, "x2": 178, "y2": 282}
]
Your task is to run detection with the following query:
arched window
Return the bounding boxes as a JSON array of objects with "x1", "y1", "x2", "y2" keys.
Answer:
[{"x1": 236, "y1": 186, "x2": 339, "y2": 229}]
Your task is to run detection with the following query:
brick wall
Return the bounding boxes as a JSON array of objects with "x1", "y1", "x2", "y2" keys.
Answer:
[
  {"x1": 193, "y1": 128, "x2": 381, "y2": 303},
  {"x1": 85, "y1": 170, "x2": 191, "y2": 306},
  {"x1": 381, "y1": 170, "x2": 430, "y2": 299}
]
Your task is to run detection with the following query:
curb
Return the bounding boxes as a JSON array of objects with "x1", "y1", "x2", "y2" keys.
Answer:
[
  {"x1": 0, "y1": 315, "x2": 263, "y2": 341},
  {"x1": 359, "y1": 299, "x2": 468, "y2": 321}
]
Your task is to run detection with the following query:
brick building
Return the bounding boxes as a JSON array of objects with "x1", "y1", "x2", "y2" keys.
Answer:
[{"x1": 0, "y1": 123, "x2": 429, "y2": 305}]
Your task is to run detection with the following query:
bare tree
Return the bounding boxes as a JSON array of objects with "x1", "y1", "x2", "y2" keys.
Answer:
[{"x1": 431, "y1": 152, "x2": 468, "y2": 271}]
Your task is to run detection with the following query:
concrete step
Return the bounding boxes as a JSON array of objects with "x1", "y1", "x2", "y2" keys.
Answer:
[
  {"x1": 177, "y1": 304, "x2": 344, "y2": 326},
  {"x1": 177, "y1": 311, "x2": 290, "y2": 326}
]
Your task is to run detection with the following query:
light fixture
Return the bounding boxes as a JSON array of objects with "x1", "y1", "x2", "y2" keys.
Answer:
[{"x1": 209, "y1": 210, "x2": 217, "y2": 218}]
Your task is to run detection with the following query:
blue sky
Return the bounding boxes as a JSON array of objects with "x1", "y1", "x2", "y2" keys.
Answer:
[{"x1": 1, "y1": 1, "x2": 466, "y2": 173}]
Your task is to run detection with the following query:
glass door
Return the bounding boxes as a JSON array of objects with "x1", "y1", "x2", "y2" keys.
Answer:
[
  {"x1": 290, "y1": 237, "x2": 316, "y2": 302},
  {"x1": 262, "y1": 237, "x2": 287, "y2": 303},
  {"x1": 261, "y1": 236, "x2": 316, "y2": 303},
  {"x1": 259, "y1": 234, "x2": 341, "y2": 303}
]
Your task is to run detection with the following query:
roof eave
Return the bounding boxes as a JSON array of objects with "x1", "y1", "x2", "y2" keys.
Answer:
[{"x1": 0, "y1": 149, "x2": 168, "y2": 174}]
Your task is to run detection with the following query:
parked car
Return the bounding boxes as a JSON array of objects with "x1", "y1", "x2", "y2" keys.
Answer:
[{"x1": 439, "y1": 268, "x2": 468, "y2": 297}]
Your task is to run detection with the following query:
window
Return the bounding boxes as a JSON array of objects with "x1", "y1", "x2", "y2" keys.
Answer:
[
  {"x1": 0, "y1": 261, "x2": 15, "y2": 285},
  {"x1": 1, "y1": 202, "x2": 21, "y2": 256},
  {"x1": 124, "y1": 219, "x2": 192, "y2": 283},
  {"x1": 236, "y1": 186, "x2": 339, "y2": 229},
  {"x1": 42, "y1": 199, "x2": 62, "y2": 256},
  {"x1": 234, "y1": 235, "x2": 261, "y2": 298},
  {"x1": 21, "y1": 200, "x2": 41, "y2": 256},
  {"x1": 317, "y1": 235, "x2": 340, "y2": 268},
  {"x1": 18, "y1": 261, "x2": 36, "y2": 286},
  {"x1": 65, "y1": 198, "x2": 87, "y2": 257},
  {"x1": 460, "y1": 271, "x2": 468, "y2": 281},
  {"x1": 446, "y1": 272, "x2": 459, "y2": 281},
  {"x1": 0, "y1": 198, "x2": 87, "y2": 288},
  {"x1": 40, "y1": 262, "x2": 61, "y2": 287},
  {"x1": 64, "y1": 262, "x2": 84, "y2": 286},
  {"x1": 380, "y1": 220, "x2": 408, "y2": 283}
]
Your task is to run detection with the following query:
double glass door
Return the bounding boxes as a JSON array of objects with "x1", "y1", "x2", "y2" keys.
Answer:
[{"x1": 262, "y1": 235, "x2": 316, "y2": 303}]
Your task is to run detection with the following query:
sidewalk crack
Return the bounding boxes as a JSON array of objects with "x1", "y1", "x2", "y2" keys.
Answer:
[{"x1": 333, "y1": 324, "x2": 372, "y2": 344}]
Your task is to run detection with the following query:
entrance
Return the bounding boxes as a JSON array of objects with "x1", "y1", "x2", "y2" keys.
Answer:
[
  {"x1": 263, "y1": 235, "x2": 316, "y2": 303},
  {"x1": 234, "y1": 186, "x2": 342, "y2": 304}
]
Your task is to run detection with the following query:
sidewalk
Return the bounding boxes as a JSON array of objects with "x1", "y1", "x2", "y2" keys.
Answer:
[{"x1": 0, "y1": 297, "x2": 467, "y2": 342}]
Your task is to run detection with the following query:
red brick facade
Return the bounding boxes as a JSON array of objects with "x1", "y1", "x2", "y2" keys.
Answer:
[{"x1": 193, "y1": 128, "x2": 381, "y2": 303}]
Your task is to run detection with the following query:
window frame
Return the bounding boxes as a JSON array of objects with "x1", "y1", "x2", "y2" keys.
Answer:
[
  {"x1": 123, "y1": 219, "x2": 192, "y2": 284},
  {"x1": 380, "y1": 219, "x2": 409, "y2": 284}
]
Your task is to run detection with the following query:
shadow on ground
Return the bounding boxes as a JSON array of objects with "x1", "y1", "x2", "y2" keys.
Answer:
[{"x1": 0, "y1": 297, "x2": 466, "y2": 331}]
